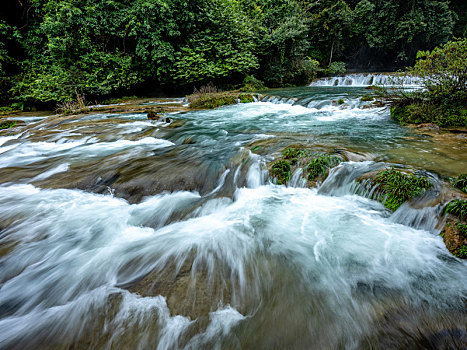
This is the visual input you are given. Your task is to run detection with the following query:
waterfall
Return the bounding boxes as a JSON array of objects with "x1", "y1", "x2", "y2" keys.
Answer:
[{"x1": 309, "y1": 73, "x2": 422, "y2": 87}]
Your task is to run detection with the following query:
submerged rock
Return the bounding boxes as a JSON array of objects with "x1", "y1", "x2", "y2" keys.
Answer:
[
  {"x1": 128, "y1": 258, "x2": 232, "y2": 319},
  {"x1": 182, "y1": 136, "x2": 195, "y2": 144},
  {"x1": 166, "y1": 119, "x2": 185, "y2": 128}
]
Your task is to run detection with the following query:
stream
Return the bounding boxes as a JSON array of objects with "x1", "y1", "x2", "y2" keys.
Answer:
[{"x1": 0, "y1": 85, "x2": 466, "y2": 349}]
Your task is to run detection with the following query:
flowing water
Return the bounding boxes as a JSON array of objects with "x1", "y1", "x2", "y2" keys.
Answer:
[
  {"x1": 309, "y1": 73, "x2": 422, "y2": 87},
  {"x1": 0, "y1": 86, "x2": 466, "y2": 349}
]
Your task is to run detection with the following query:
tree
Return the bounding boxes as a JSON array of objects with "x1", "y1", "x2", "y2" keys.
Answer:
[{"x1": 410, "y1": 38, "x2": 467, "y2": 96}]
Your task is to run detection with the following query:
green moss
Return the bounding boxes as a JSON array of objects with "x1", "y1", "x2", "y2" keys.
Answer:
[
  {"x1": 337, "y1": 98, "x2": 345, "y2": 105},
  {"x1": 0, "y1": 120, "x2": 17, "y2": 129},
  {"x1": 306, "y1": 154, "x2": 341, "y2": 181},
  {"x1": 445, "y1": 199, "x2": 467, "y2": 220},
  {"x1": 271, "y1": 160, "x2": 291, "y2": 185},
  {"x1": 372, "y1": 168, "x2": 432, "y2": 211}
]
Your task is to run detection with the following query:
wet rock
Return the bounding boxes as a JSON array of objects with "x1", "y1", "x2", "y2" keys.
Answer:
[
  {"x1": 363, "y1": 305, "x2": 467, "y2": 350},
  {"x1": 147, "y1": 110, "x2": 161, "y2": 120},
  {"x1": 129, "y1": 258, "x2": 232, "y2": 319},
  {"x1": 413, "y1": 123, "x2": 441, "y2": 133},
  {"x1": 166, "y1": 119, "x2": 185, "y2": 128}
]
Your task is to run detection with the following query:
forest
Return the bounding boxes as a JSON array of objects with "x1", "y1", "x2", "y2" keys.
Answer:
[{"x1": 0, "y1": 0, "x2": 466, "y2": 106}]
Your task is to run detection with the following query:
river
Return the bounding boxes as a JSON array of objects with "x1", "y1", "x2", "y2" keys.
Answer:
[{"x1": 0, "y1": 85, "x2": 466, "y2": 349}]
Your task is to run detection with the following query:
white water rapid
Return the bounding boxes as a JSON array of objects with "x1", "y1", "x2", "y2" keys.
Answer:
[
  {"x1": 309, "y1": 73, "x2": 422, "y2": 87},
  {"x1": 0, "y1": 89, "x2": 465, "y2": 349}
]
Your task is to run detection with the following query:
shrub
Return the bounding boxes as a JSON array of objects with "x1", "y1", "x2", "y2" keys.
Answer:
[
  {"x1": 388, "y1": 39, "x2": 467, "y2": 127},
  {"x1": 240, "y1": 75, "x2": 266, "y2": 92},
  {"x1": 409, "y1": 38, "x2": 467, "y2": 97}
]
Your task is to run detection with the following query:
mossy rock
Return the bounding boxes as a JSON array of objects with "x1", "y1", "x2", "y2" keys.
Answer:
[
  {"x1": 369, "y1": 168, "x2": 432, "y2": 211},
  {"x1": 188, "y1": 92, "x2": 255, "y2": 110},
  {"x1": 360, "y1": 95, "x2": 374, "y2": 102},
  {"x1": 306, "y1": 154, "x2": 342, "y2": 181}
]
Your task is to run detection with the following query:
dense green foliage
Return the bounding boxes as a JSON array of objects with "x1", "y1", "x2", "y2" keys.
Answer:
[
  {"x1": 271, "y1": 160, "x2": 291, "y2": 185},
  {"x1": 282, "y1": 147, "x2": 311, "y2": 161},
  {"x1": 445, "y1": 199, "x2": 467, "y2": 221},
  {"x1": 372, "y1": 168, "x2": 432, "y2": 211},
  {"x1": 0, "y1": 0, "x2": 465, "y2": 105},
  {"x1": 389, "y1": 38, "x2": 467, "y2": 127},
  {"x1": 306, "y1": 154, "x2": 342, "y2": 181},
  {"x1": 451, "y1": 174, "x2": 467, "y2": 193}
]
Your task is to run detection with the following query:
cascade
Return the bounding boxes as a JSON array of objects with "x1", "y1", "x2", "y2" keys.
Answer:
[{"x1": 309, "y1": 73, "x2": 422, "y2": 87}]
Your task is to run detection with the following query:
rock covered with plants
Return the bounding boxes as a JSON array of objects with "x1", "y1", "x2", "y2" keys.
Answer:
[{"x1": 269, "y1": 147, "x2": 342, "y2": 186}]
